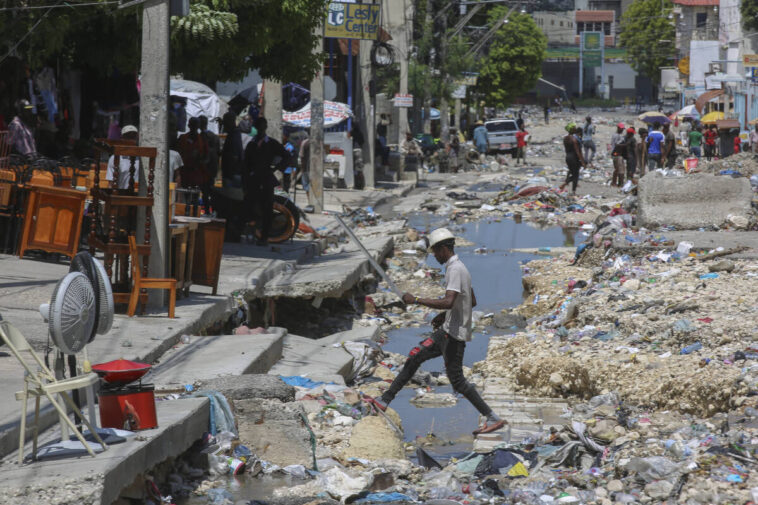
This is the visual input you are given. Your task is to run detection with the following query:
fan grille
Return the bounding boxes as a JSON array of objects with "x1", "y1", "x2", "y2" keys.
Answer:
[
  {"x1": 49, "y1": 272, "x2": 96, "y2": 355},
  {"x1": 70, "y1": 252, "x2": 114, "y2": 337}
]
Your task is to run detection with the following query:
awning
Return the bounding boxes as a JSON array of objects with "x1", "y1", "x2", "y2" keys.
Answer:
[
  {"x1": 715, "y1": 119, "x2": 740, "y2": 129},
  {"x1": 695, "y1": 89, "x2": 724, "y2": 114}
]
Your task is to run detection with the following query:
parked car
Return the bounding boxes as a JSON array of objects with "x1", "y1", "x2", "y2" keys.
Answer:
[{"x1": 484, "y1": 119, "x2": 518, "y2": 155}]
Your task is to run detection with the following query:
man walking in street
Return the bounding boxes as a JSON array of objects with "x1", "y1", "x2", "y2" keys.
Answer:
[
  {"x1": 622, "y1": 127, "x2": 637, "y2": 182},
  {"x1": 365, "y1": 228, "x2": 506, "y2": 435},
  {"x1": 221, "y1": 111, "x2": 244, "y2": 188},
  {"x1": 610, "y1": 122, "x2": 625, "y2": 187},
  {"x1": 560, "y1": 126, "x2": 586, "y2": 195},
  {"x1": 244, "y1": 117, "x2": 291, "y2": 246},
  {"x1": 582, "y1": 116, "x2": 596, "y2": 167},
  {"x1": 646, "y1": 122, "x2": 665, "y2": 171},
  {"x1": 688, "y1": 125, "x2": 703, "y2": 159},
  {"x1": 515, "y1": 124, "x2": 528, "y2": 165},
  {"x1": 662, "y1": 123, "x2": 677, "y2": 169},
  {"x1": 704, "y1": 125, "x2": 718, "y2": 161},
  {"x1": 473, "y1": 120, "x2": 488, "y2": 155}
]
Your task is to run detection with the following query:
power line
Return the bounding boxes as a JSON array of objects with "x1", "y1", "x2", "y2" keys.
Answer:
[
  {"x1": 0, "y1": 1, "x2": 62, "y2": 66},
  {"x1": 0, "y1": 1, "x2": 118, "y2": 12}
]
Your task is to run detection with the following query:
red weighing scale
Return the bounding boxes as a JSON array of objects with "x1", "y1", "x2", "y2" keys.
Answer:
[{"x1": 92, "y1": 359, "x2": 158, "y2": 431}]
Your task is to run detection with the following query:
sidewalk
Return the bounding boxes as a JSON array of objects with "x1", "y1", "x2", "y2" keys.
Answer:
[{"x1": 0, "y1": 183, "x2": 413, "y2": 460}]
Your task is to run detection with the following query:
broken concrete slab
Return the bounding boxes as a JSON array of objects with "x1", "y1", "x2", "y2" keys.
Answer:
[
  {"x1": 268, "y1": 334, "x2": 354, "y2": 383},
  {"x1": 637, "y1": 172, "x2": 753, "y2": 229},
  {"x1": 150, "y1": 330, "x2": 285, "y2": 389},
  {"x1": 196, "y1": 374, "x2": 295, "y2": 402},
  {"x1": 263, "y1": 236, "x2": 394, "y2": 299},
  {"x1": 235, "y1": 399, "x2": 312, "y2": 467},
  {"x1": 0, "y1": 398, "x2": 209, "y2": 505}
]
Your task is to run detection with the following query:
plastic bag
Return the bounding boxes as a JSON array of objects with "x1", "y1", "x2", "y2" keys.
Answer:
[{"x1": 626, "y1": 456, "x2": 681, "y2": 483}]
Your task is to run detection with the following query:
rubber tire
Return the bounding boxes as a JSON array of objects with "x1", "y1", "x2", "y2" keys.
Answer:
[{"x1": 255, "y1": 194, "x2": 300, "y2": 243}]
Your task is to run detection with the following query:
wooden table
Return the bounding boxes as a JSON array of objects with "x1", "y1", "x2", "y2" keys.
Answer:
[
  {"x1": 174, "y1": 216, "x2": 226, "y2": 295},
  {"x1": 169, "y1": 221, "x2": 198, "y2": 297}
]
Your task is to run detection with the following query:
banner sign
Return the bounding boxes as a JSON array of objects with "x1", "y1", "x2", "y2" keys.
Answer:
[
  {"x1": 581, "y1": 31, "x2": 603, "y2": 69},
  {"x1": 744, "y1": 54, "x2": 758, "y2": 68},
  {"x1": 393, "y1": 93, "x2": 413, "y2": 107},
  {"x1": 283, "y1": 101, "x2": 353, "y2": 128},
  {"x1": 325, "y1": 2, "x2": 381, "y2": 40}
]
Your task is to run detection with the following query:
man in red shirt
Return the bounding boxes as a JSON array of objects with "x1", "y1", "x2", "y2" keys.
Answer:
[
  {"x1": 515, "y1": 125, "x2": 528, "y2": 165},
  {"x1": 703, "y1": 125, "x2": 718, "y2": 161}
]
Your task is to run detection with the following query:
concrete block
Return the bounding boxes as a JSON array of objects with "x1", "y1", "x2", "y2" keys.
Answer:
[
  {"x1": 638, "y1": 172, "x2": 753, "y2": 229},
  {"x1": 268, "y1": 335, "x2": 354, "y2": 382},
  {"x1": 150, "y1": 333, "x2": 284, "y2": 388},
  {"x1": 235, "y1": 399, "x2": 312, "y2": 467},
  {"x1": 0, "y1": 398, "x2": 209, "y2": 505},
  {"x1": 196, "y1": 374, "x2": 295, "y2": 402}
]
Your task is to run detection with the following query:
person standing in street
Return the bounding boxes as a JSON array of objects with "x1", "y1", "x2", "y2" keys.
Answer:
[
  {"x1": 221, "y1": 111, "x2": 244, "y2": 188},
  {"x1": 199, "y1": 115, "x2": 220, "y2": 214},
  {"x1": 704, "y1": 124, "x2": 718, "y2": 161},
  {"x1": 582, "y1": 116, "x2": 596, "y2": 167},
  {"x1": 610, "y1": 123, "x2": 625, "y2": 187},
  {"x1": 177, "y1": 117, "x2": 209, "y2": 189},
  {"x1": 622, "y1": 127, "x2": 637, "y2": 182},
  {"x1": 662, "y1": 123, "x2": 677, "y2": 169},
  {"x1": 7, "y1": 99, "x2": 36, "y2": 156},
  {"x1": 688, "y1": 125, "x2": 703, "y2": 159},
  {"x1": 473, "y1": 120, "x2": 488, "y2": 154},
  {"x1": 543, "y1": 103, "x2": 550, "y2": 125},
  {"x1": 244, "y1": 117, "x2": 291, "y2": 246},
  {"x1": 560, "y1": 126, "x2": 586, "y2": 194},
  {"x1": 515, "y1": 124, "x2": 528, "y2": 165},
  {"x1": 636, "y1": 128, "x2": 648, "y2": 176},
  {"x1": 365, "y1": 228, "x2": 506, "y2": 435},
  {"x1": 646, "y1": 122, "x2": 665, "y2": 171},
  {"x1": 750, "y1": 124, "x2": 758, "y2": 155}
]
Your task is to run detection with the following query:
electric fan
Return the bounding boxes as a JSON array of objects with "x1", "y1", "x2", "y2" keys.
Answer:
[{"x1": 69, "y1": 251, "x2": 114, "y2": 339}]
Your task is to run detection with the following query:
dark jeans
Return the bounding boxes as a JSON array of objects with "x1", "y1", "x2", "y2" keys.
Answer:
[
  {"x1": 565, "y1": 155, "x2": 581, "y2": 192},
  {"x1": 245, "y1": 175, "x2": 274, "y2": 241},
  {"x1": 381, "y1": 328, "x2": 492, "y2": 417}
]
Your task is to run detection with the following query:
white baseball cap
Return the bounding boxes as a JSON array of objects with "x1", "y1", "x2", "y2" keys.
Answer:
[{"x1": 121, "y1": 125, "x2": 138, "y2": 135}]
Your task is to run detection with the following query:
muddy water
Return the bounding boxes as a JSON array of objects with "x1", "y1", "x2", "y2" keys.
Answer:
[{"x1": 385, "y1": 217, "x2": 581, "y2": 452}]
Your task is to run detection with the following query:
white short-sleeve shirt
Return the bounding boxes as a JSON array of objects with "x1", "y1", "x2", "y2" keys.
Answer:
[
  {"x1": 106, "y1": 155, "x2": 139, "y2": 190},
  {"x1": 442, "y1": 254, "x2": 473, "y2": 341}
]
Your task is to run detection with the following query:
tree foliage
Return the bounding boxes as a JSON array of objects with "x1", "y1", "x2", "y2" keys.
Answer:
[
  {"x1": 477, "y1": 10, "x2": 546, "y2": 108},
  {"x1": 619, "y1": 0, "x2": 675, "y2": 84},
  {"x1": 742, "y1": 0, "x2": 758, "y2": 32},
  {"x1": 0, "y1": 0, "x2": 328, "y2": 84}
]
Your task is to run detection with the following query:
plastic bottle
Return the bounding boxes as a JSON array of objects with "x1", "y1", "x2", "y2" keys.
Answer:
[{"x1": 680, "y1": 342, "x2": 702, "y2": 355}]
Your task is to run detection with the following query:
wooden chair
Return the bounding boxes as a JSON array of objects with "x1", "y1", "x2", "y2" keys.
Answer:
[
  {"x1": 0, "y1": 130, "x2": 10, "y2": 169},
  {"x1": 127, "y1": 235, "x2": 176, "y2": 318}
]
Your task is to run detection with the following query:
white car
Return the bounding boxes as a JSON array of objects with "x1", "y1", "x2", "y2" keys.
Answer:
[{"x1": 484, "y1": 119, "x2": 519, "y2": 155}]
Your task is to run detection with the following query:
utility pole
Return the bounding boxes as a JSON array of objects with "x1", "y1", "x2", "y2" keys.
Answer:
[
  {"x1": 263, "y1": 80, "x2": 283, "y2": 140},
  {"x1": 309, "y1": 25, "x2": 325, "y2": 212},
  {"x1": 439, "y1": 6, "x2": 449, "y2": 143},
  {"x1": 139, "y1": 0, "x2": 170, "y2": 305},
  {"x1": 397, "y1": 0, "x2": 411, "y2": 145},
  {"x1": 360, "y1": 37, "x2": 376, "y2": 188},
  {"x1": 422, "y1": 0, "x2": 433, "y2": 134}
]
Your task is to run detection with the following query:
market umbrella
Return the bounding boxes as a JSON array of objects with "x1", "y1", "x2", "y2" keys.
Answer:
[
  {"x1": 700, "y1": 111, "x2": 725, "y2": 124},
  {"x1": 672, "y1": 104, "x2": 699, "y2": 120},
  {"x1": 638, "y1": 111, "x2": 670, "y2": 124},
  {"x1": 228, "y1": 84, "x2": 261, "y2": 115}
]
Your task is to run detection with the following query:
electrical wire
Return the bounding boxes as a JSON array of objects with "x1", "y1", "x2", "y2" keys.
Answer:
[
  {"x1": 0, "y1": 0, "x2": 63, "y2": 66},
  {"x1": 0, "y1": 1, "x2": 118, "y2": 11}
]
